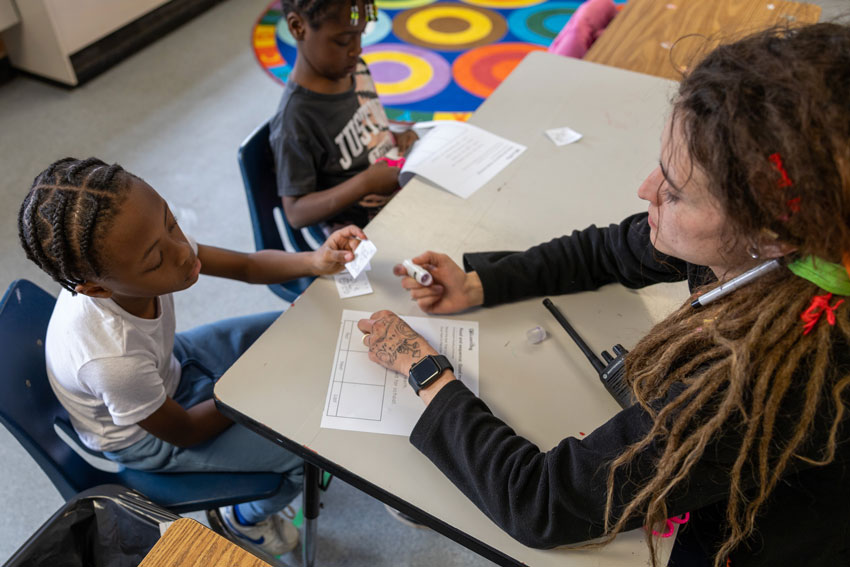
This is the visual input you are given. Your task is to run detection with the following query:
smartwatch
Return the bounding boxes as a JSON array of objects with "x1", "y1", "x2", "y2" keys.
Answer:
[{"x1": 408, "y1": 354, "x2": 453, "y2": 395}]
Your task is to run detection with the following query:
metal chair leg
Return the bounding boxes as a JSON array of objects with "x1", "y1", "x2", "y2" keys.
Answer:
[{"x1": 302, "y1": 463, "x2": 320, "y2": 567}]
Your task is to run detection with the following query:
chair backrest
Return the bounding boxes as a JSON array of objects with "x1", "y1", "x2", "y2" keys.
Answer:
[
  {"x1": 0, "y1": 280, "x2": 284, "y2": 513},
  {"x1": 0, "y1": 280, "x2": 119, "y2": 499},
  {"x1": 237, "y1": 121, "x2": 320, "y2": 302}
]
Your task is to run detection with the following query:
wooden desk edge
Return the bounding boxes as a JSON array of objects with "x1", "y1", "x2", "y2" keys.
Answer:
[{"x1": 139, "y1": 518, "x2": 272, "y2": 567}]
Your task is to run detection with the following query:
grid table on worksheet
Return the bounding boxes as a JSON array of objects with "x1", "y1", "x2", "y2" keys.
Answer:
[{"x1": 326, "y1": 318, "x2": 391, "y2": 422}]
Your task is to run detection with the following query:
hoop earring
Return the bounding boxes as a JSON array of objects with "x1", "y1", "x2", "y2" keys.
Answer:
[{"x1": 747, "y1": 243, "x2": 761, "y2": 259}]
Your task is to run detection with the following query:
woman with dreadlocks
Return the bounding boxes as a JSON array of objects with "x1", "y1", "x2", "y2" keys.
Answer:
[
  {"x1": 18, "y1": 159, "x2": 366, "y2": 559},
  {"x1": 357, "y1": 23, "x2": 850, "y2": 567},
  {"x1": 271, "y1": 0, "x2": 418, "y2": 231}
]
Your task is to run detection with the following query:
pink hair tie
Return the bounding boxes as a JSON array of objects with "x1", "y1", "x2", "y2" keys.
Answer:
[{"x1": 652, "y1": 512, "x2": 690, "y2": 538}]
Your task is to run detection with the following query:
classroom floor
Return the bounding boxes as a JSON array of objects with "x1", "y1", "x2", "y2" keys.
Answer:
[{"x1": 0, "y1": 0, "x2": 847, "y2": 564}]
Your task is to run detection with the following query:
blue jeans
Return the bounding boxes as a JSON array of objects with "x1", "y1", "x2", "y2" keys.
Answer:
[{"x1": 105, "y1": 311, "x2": 303, "y2": 523}]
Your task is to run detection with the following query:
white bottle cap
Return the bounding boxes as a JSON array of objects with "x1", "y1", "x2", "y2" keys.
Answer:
[{"x1": 526, "y1": 326, "x2": 547, "y2": 344}]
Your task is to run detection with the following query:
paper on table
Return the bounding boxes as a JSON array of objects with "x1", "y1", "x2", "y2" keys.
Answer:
[
  {"x1": 399, "y1": 121, "x2": 526, "y2": 199},
  {"x1": 334, "y1": 272, "x2": 373, "y2": 298},
  {"x1": 545, "y1": 126, "x2": 583, "y2": 146},
  {"x1": 321, "y1": 309, "x2": 479, "y2": 436}
]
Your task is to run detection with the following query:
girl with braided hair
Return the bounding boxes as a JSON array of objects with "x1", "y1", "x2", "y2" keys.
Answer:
[
  {"x1": 18, "y1": 158, "x2": 367, "y2": 559},
  {"x1": 356, "y1": 23, "x2": 850, "y2": 567},
  {"x1": 271, "y1": 0, "x2": 418, "y2": 231}
]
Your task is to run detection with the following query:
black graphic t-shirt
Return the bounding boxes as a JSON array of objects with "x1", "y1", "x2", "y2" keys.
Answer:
[{"x1": 269, "y1": 60, "x2": 394, "y2": 229}]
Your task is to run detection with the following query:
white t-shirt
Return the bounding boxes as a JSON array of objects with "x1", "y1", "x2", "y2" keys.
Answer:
[{"x1": 45, "y1": 291, "x2": 182, "y2": 452}]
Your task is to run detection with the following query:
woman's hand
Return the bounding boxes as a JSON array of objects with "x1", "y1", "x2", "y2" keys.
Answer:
[
  {"x1": 357, "y1": 310, "x2": 439, "y2": 376},
  {"x1": 394, "y1": 129, "x2": 419, "y2": 156},
  {"x1": 394, "y1": 252, "x2": 485, "y2": 314},
  {"x1": 311, "y1": 225, "x2": 367, "y2": 275}
]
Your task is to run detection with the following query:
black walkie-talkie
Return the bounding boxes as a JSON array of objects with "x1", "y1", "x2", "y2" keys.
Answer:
[{"x1": 542, "y1": 298, "x2": 634, "y2": 409}]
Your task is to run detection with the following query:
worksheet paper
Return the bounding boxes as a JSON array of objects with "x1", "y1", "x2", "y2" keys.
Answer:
[
  {"x1": 399, "y1": 121, "x2": 526, "y2": 199},
  {"x1": 321, "y1": 310, "x2": 479, "y2": 436}
]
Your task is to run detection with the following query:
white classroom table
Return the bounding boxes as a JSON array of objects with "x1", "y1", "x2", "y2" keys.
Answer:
[{"x1": 216, "y1": 52, "x2": 690, "y2": 566}]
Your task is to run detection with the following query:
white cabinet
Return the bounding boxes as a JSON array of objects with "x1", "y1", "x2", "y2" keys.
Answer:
[
  {"x1": 1, "y1": 0, "x2": 171, "y2": 85},
  {"x1": 0, "y1": 0, "x2": 19, "y2": 33}
]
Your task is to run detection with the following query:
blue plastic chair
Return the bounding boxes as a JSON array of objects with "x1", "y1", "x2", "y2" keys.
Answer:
[
  {"x1": 237, "y1": 121, "x2": 327, "y2": 303},
  {"x1": 0, "y1": 279, "x2": 283, "y2": 514}
]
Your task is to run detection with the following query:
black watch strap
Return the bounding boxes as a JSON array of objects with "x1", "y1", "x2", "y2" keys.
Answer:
[{"x1": 408, "y1": 354, "x2": 453, "y2": 395}]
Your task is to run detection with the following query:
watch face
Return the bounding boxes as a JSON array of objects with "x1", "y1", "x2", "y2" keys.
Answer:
[{"x1": 410, "y1": 356, "x2": 440, "y2": 387}]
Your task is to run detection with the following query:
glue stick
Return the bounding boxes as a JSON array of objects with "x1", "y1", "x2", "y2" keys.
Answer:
[{"x1": 402, "y1": 259, "x2": 433, "y2": 286}]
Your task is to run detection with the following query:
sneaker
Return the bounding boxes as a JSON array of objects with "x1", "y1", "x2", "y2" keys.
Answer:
[
  {"x1": 219, "y1": 505, "x2": 299, "y2": 556},
  {"x1": 384, "y1": 503, "x2": 427, "y2": 529}
]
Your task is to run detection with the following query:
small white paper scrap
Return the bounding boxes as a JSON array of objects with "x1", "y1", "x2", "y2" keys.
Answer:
[
  {"x1": 545, "y1": 126, "x2": 583, "y2": 146},
  {"x1": 345, "y1": 239, "x2": 377, "y2": 279},
  {"x1": 335, "y1": 271, "x2": 373, "y2": 298}
]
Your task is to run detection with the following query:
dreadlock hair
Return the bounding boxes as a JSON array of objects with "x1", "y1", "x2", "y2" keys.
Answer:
[
  {"x1": 593, "y1": 23, "x2": 850, "y2": 567},
  {"x1": 281, "y1": 0, "x2": 377, "y2": 28},
  {"x1": 18, "y1": 157, "x2": 132, "y2": 294}
]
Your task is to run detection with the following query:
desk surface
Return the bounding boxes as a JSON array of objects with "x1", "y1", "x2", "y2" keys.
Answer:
[
  {"x1": 139, "y1": 519, "x2": 270, "y2": 567},
  {"x1": 585, "y1": 0, "x2": 821, "y2": 80},
  {"x1": 216, "y1": 52, "x2": 689, "y2": 566}
]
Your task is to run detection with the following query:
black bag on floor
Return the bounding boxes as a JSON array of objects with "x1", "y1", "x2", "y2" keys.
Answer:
[{"x1": 4, "y1": 484, "x2": 178, "y2": 567}]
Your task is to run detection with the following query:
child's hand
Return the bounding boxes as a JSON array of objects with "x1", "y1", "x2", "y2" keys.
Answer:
[
  {"x1": 312, "y1": 225, "x2": 368, "y2": 275},
  {"x1": 393, "y1": 252, "x2": 484, "y2": 314},
  {"x1": 394, "y1": 130, "x2": 419, "y2": 156},
  {"x1": 364, "y1": 161, "x2": 401, "y2": 195}
]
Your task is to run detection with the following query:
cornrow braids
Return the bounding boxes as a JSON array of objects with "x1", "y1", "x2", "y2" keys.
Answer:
[
  {"x1": 281, "y1": 0, "x2": 377, "y2": 28},
  {"x1": 18, "y1": 157, "x2": 131, "y2": 293}
]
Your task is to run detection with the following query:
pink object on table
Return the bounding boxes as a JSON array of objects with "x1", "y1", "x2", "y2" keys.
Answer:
[
  {"x1": 547, "y1": 0, "x2": 618, "y2": 59},
  {"x1": 376, "y1": 156, "x2": 406, "y2": 168}
]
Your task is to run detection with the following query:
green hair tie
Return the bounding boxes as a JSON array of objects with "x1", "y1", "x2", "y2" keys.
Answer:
[{"x1": 787, "y1": 256, "x2": 850, "y2": 296}]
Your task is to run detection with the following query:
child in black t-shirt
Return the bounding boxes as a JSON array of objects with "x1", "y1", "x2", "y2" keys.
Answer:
[{"x1": 270, "y1": 0, "x2": 418, "y2": 231}]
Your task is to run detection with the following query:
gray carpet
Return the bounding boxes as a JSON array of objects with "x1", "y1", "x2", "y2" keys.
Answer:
[{"x1": 0, "y1": 0, "x2": 847, "y2": 563}]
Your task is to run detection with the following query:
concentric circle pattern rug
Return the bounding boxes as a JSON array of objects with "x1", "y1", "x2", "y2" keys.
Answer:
[{"x1": 253, "y1": 0, "x2": 626, "y2": 121}]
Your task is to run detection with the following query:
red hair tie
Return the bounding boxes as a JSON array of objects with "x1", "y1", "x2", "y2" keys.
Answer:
[
  {"x1": 769, "y1": 153, "x2": 793, "y2": 188},
  {"x1": 801, "y1": 293, "x2": 844, "y2": 335},
  {"x1": 786, "y1": 196, "x2": 801, "y2": 213}
]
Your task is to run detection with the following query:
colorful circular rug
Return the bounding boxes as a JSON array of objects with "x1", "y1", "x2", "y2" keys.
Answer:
[{"x1": 253, "y1": 0, "x2": 626, "y2": 121}]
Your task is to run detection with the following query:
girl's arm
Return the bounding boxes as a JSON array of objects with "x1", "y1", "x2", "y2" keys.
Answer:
[
  {"x1": 284, "y1": 162, "x2": 400, "y2": 228},
  {"x1": 137, "y1": 397, "x2": 232, "y2": 448},
  {"x1": 197, "y1": 225, "x2": 366, "y2": 283}
]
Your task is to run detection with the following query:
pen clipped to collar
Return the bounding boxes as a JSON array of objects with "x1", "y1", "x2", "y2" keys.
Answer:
[{"x1": 691, "y1": 259, "x2": 782, "y2": 308}]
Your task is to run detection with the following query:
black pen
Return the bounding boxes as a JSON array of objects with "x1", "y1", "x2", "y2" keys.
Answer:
[{"x1": 691, "y1": 259, "x2": 782, "y2": 308}]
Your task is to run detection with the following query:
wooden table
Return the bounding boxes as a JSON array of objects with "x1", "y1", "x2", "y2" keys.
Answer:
[
  {"x1": 585, "y1": 0, "x2": 821, "y2": 80},
  {"x1": 216, "y1": 52, "x2": 689, "y2": 566},
  {"x1": 139, "y1": 518, "x2": 271, "y2": 567}
]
